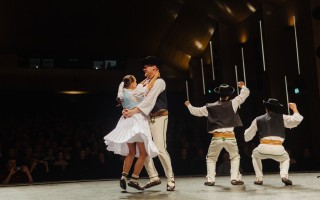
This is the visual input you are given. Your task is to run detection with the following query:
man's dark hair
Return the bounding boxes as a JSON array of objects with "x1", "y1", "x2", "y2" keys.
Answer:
[{"x1": 265, "y1": 104, "x2": 281, "y2": 113}]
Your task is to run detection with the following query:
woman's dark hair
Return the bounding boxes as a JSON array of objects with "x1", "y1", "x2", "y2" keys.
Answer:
[
  {"x1": 122, "y1": 75, "x2": 135, "y2": 89},
  {"x1": 115, "y1": 97, "x2": 122, "y2": 107},
  {"x1": 116, "y1": 75, "x2": 135, "y2": 107}
]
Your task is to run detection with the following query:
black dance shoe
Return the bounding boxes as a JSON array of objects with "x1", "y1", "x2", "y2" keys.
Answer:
[
  {"x1": 128, "y1": 180, "x2": 145, "y2": 190},
  {"x1": 143, "y1": 178, "x2": 162, "y2": 189},
  {"x1": 120, "y1": 178, "x2": 126, "y2": 190},
  {"x1": 231, "y1": 180, "x2": 244, "y2": 185},
  {"x1": 254, "y1": 180, "x2": 263, "y2": 185},
  {"x1": 204, "y1": 181, "x2": 215, "y2": 186},
  {"x1": 281, "y1": 178, "x2": 292, "y2": 185}
]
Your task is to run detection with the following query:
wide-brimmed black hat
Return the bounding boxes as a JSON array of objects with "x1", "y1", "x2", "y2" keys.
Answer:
[
  {"x1": 263, "y1": 98, "x2": 283, "y2": 107},
  {"x1": 214, "y1": 84, "x2": 235, "y2": 95},
  {"x1": 141, "y1": 56, "x2": 162, "y2": 67}
]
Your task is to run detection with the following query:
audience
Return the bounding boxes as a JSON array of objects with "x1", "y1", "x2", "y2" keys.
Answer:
[
  {"x1": 298, "y1": 147, "x2": 316, "y2": 171},
  {"x1": 0, "y1": 109, "x2": 317, "y2": 185},
  {"x1": 217, "y1": 152, "x2": 231, "y2": 175},
  {"x1": 0, "y1": 158, "x2": 33, "y2": 184}
]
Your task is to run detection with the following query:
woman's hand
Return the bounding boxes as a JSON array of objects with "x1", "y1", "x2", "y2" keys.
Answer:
[{"x1": 155, "y1": 71, "x2": 160, "y2": 78}]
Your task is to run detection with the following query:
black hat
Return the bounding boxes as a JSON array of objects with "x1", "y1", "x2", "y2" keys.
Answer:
[
  {"x1": 263, "y1": 98, "x2": 283, "y2": 107},
  {"x1": 142, "y1": 56, "x2": 162, "y2": 67},
  {"x1": 214, "y1": 84, "x2": 235, "y2": 95}
]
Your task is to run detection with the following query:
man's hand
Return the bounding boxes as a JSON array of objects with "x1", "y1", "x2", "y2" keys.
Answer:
[
  {"x1": 123, "y1": 108, "x2": 140, "y2": 118},
  {"x1": 123, "y1": 109, "x2": 133, "y2": 118},
  {"x1": 238, "y1": 81, "x2": 245, "y2": 88},
  {"x1": 122, "y1": 109, "x2": 130, "y2": 118},
  {"x1": 289, "y1": 103, "x2": 298, "y2": 113},
  {"x1": 184, "y1": 101, "x2": 190, "y2": 107}
]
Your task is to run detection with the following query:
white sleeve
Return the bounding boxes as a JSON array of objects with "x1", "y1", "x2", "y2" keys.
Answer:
[
  {"x1": 231, "y1": 86, "x2": 250, "y2": 112},
  {"x1": 283, "y1": 113, "x2": 304, "y2": 129},
  {"x1": 187, "y1": 104, "x2": 208, "y2": 117},
  {"x1": 117, "y1": 82, "x2": 124, "y2": 99},
  {"x1": 244, "y1": 119, "x2": 258, "y2": 142},
  {"x1": 133, "y1": 84, "x2": 148, "y2": 96},
  {"x1": 137, "y1": 79, "x2": 165, "y2": 115}
]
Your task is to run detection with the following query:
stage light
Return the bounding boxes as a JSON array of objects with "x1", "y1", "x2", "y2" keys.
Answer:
[{"x1": 59, "y1": 91, "x2": 89, "y2": 95}]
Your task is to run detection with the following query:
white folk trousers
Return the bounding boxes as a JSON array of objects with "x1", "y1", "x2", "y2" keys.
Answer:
[
  {"x1": 206, "y1": 136, "x2": 242, "y2": 182},
  {"x1": 251, "y1": 144, "x2": 290, "y2": 181},
  {"x1": 144, "y1": 115, "x2": 174, "y2": 181}
]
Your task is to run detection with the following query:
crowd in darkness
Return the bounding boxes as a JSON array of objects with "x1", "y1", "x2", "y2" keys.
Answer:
[{"x1": 0, "y1": 94, "x2": 318, "y2": 185}]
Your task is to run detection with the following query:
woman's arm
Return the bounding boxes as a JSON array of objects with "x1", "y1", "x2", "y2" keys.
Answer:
[
  {"x1": 140, "y1": 78, "x2": 148, "y2": 86},
  {"x1": 146, "y1": 71, "x2": 160, "y2": 91}
]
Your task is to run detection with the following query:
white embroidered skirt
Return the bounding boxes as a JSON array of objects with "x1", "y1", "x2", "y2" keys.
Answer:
[{"x1": 104, "y1": 113, "x2": 158, "y2": 158}]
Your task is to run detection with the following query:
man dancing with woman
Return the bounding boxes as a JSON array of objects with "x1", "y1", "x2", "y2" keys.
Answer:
[{"x1": 104, "y1": 71, "x2": 160, "y2": 191}]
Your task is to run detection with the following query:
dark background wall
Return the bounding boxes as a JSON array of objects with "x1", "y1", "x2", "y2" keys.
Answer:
[{"x1": 0, "y1": 0, "x2": 320, "y2": 181}]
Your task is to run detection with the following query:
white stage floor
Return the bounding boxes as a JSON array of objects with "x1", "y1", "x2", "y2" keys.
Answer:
[{"x1": 0, "y1": 173, "x2": 319, "y2": 200}]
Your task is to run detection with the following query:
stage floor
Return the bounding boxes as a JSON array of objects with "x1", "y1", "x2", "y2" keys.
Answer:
[{"x1": 0, "y1": 173, "x2": 319, "y2": 200}]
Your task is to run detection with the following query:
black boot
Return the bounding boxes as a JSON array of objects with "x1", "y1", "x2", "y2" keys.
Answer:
[
  {"x1": 120, "y1": 172, "x2": 128, "y2": 190},
  {"x1": 128, "y1": 180, "x2": 145, "y2": 190},
  {"x1": 128, "y1": 174, "x2": 145, "y2": 191}
]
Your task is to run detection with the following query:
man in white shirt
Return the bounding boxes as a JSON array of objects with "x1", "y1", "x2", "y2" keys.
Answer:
[
  {"x1": 244, "y1": 98, "x2": 303, "y2": 185},
  {"x1": 185, "y1": 81, "x2": 249, "y2": 186},
  {"x1": 123, "y1": 56, "x2": 175, "y2": 191}
]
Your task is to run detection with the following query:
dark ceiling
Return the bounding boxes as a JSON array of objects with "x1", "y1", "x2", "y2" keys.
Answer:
[{"x1": 0, "y1": 0, "x2": 287, "y2": 72}]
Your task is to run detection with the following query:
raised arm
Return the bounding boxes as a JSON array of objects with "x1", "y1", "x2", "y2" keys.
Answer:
[
  {"x1": 146, "y1": 71, "x2": 160, "y2": 91},
  {"x1": 232, "y1": 81, "x2": 250, "y2": 112},
  {"x1": 283, "y1": 103, "x2": 303, "y2": 128},
  {"x1": 123, "y1": 78, "x2": 165, "y2": 117},
  {"x1": 140, "y1": 78, "x2": 148, "y2": 86},
  {"x1": 184, "y1": 101, "x2": 208, "y2": 117},
  {"x1": 2, "y1": 168, "x2": 16, "y2": 184}
]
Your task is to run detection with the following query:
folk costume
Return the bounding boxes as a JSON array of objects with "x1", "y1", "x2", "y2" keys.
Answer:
[
  {"x1": 244, "y1": 98, "x2": 303, "y2": 185},
  {"x1": 186, "y1": 84, "x2": 250, "y2": 185},
  {"x1": 104, "y1": 82, "x2": 158, "y2": 158},
  {"x1": 138, "y1": 56, "x2": 175, "y2": 191}
]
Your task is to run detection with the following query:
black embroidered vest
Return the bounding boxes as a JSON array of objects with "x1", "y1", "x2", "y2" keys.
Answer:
[
  {"x1": 151, "y1": 78, "x2": 167, "y2": 114},
  {"x1": 206, "y1": 101, "x2": 242, "y2": 132},
  {"x1": 256, "y1": 112, "x2": 285, "y2": 139}
]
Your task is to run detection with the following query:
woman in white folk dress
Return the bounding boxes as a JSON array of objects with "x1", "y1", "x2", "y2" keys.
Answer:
[{"x1": 104, "y1": 72, "x2": 160, "y2": 191}]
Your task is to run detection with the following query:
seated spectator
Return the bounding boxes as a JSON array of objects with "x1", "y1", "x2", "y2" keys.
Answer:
[
  {"x1": 91, "y1": 152, "x2": 111, "y2": 179},
  {"x1": 0, "y1": 158, "x2": 33, "y2": 185},
  {"x1": 0, "y1": 144, "x2": 4, "y2": 165},
  {"x1": 43, "y1": 148, "x2": 56, "y2": 167},
  {"x1": 52, "y1": 152, "x2": 69, "y2": 181},
  {"x1": 298, "y1": 147, "x2": 316, "y2": 171},
  {"x1": 286, "y1": 149, "x2": 298, "y2": 171},
  {"x1": 70, "y1": 149, "x2": 91, "y2": 180},
  {"x1": 174, "y1": 148, "x2": 193, "y2": 175},
  {"x1": 30, "y1": 158, "x2": 50, "y2": 182},
  {"x1": 240, "y1": 144, "x2": 254, "y2": 173},
  {"x1": 192, "y1": 147, "x2": 206, "y2": 175}
]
